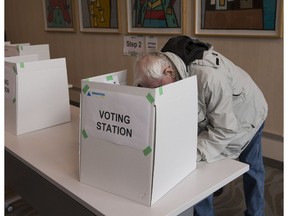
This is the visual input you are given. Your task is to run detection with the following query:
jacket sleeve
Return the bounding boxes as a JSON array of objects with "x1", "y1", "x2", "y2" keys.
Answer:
[{"x1": 197, "y1": 67, "x2": 239, "y2": 162}]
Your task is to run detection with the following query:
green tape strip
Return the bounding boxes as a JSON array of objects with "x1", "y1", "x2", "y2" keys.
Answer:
[
  {"x1": 20, "y1": 62, "x2": 24, "y2": 68},
  {"x1": 82, "y1": 129, "x2": 88, "y2": 139},
  {"x1": 13, "y1": 97, "x2": 16, "y2": 104},
  {"x1": 146, "y1": 93, "x2": 154, "y2": 104},
  {"x1": 158, "y1": 87, "x2": 163, "y2": 96},
  {"x1": 143, "y1": 146, "x2": 152, "y2": 156},
  {"x1": 106, "y1": 75, "x2": 113, "y2": 81},
  {"x1": 82, "y1": 84, "x2": 90, "y2": 94}
]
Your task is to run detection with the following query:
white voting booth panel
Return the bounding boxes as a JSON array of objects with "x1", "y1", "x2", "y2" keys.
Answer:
[
  {"x1": 5, "y1": 57, "x2": 71, "y2": 135},
  {"x1": 5, "y1": 43, "x2": 30, "y2": 57},
  {"x1": 5, "y1": 44, "x2": 50, "y2": 60},
  {"x1": 5, "y1": 54, "x2": 39, "y2": 63},
  {"x1": 79, "y1": 70, "x2": 198, "y2": 206}
]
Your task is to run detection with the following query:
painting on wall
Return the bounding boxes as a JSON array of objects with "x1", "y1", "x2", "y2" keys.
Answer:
[
  {"x1": 195, "y1": 0, "x2": 283, "y2": 37},
  {"x1": 79, "y1": 0, "x2": 121, "y2": 33},
  {"x1": 42, "y1": 0, "x2": 76, "y2": 32},
  {"x1": 127, "y1": 0, "x2": 185, "y2": 35}
]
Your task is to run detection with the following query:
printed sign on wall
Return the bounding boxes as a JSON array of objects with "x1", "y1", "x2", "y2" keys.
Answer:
[
  {"x1": 123, "y1": 35, "x2": 158, "y2": 56},
  {"x1": 123, "y1": 35, "x2": 145, "y2": 56}
]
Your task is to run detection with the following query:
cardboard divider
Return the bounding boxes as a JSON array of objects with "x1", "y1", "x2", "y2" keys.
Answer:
[
  {"x1": 5, "y1": 56, "x2": 71, "y2": 135},
  {"x1": 79, "y1": 70, "x2": 198, "y2": 206}
]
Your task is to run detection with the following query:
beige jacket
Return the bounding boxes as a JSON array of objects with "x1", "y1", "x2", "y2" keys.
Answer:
[{"x1": 164, "y1": 50, "x2": 268, "y2": 162}]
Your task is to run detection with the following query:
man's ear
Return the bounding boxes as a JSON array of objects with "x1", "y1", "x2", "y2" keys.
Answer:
[{"x1": 163, "y1": 67, "x2": 176, "y2": 78}]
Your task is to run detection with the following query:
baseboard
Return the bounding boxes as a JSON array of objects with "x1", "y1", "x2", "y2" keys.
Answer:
[
  {"x1": 70, "y1": 101, "x2": 80, "y2": 107},
  {"x1": 69, "y1": 87, "x2": 81, "y2": 106},
  {"x1": 262, "y1": 131, "x2": 283, "y2": 162},
  {"x1": 263, "y1": 157, "x2": 283, "y2": 170}
]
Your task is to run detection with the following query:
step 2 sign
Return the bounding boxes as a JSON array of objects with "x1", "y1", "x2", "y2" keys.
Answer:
[{"x1": 123, "y1": 36, "x2": 144, "y2": 55}]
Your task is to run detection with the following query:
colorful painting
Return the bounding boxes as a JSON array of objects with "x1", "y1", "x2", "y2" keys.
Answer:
[
  {"x1": 127, "y1": 0, "x2": 185, "y2": 34},
  {"x1": 132, "y1": 0, "x2": 181, "y2": 28},
  {"x1": 195, "y1": 0, "x2": 283, "y2": 37},
  {"x1": 202, "y1": 0, "x2": 277, "y2": 30},
  {"x1": 79, "y1": 0, "x2": 120, "y2": 33},
  {"x1": 43, "y1": 0, "x2": 75, "y2": 31}
]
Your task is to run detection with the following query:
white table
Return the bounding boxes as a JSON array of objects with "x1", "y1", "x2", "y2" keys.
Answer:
[{"x1": 5, "y1": 106, "x2": 249, "y2": 216}]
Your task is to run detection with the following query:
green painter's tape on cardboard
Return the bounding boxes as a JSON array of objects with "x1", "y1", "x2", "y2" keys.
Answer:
[
  {"x1": 20, "y1": 63, "x2": 24, "y2": 68},
  {"x1": 158, "y1": 87, "x2": 163, "y2": 95},
  {"x1": 146, "y1": 93, "x2": 154, "y2": 104},
  {"x1": 82, "y1": 129, "x2": 88, "y2": 139},
  {"x1": 106, "y1": 75, "x2": 113, "y2": 81},
  {"x1": 82, "y1": 84, "x2": 90, "y2": 94},
  {"x1": 143, "y1": 146, "x2": 152, "y2": 156}
]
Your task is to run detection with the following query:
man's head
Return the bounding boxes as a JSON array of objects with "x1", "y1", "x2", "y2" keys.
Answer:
[{"x1": 134, "y1": 52, "x2": 178, "y2": 88}]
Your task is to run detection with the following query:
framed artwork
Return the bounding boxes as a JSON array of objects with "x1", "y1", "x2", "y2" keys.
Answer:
[
  {"x1": 195, "y1": 0, "x2": 283, "y2": 38},
  {"x1": 127, "y1": 0, "x2": 185, "y2": 35},
  {"x1": 42, "y1": 0, "x2": 76, "y2": 32},
  {"x1": 79, "y1": 0, "x2": 121, "y2": 33}
]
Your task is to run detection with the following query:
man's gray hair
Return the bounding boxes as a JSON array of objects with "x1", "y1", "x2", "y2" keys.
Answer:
[{"x1": 133, "y1": 52, "x2": 173, "y2": 86}]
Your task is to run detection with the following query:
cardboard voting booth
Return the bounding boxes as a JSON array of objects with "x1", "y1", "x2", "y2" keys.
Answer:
[
  {"x1": 5, "y1": 44, "x2": 50, "y2": 60},
  {"x1": 5, "y1": 54, "x2": 39, "y2": 63},
  {"x1": 5, "y1": 43, "x2": 30, "y2": 57},
  {"x1": 5, "y1": 57, "x2": 71, "y2": 135},
  {"x1": 79, "y1": 70, "x2": 198, "y2": 206}
]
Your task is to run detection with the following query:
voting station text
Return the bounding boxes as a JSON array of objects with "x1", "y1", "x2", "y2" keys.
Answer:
[{"x1": 96, "y1": 110, "x2": 132, "y2": 137}]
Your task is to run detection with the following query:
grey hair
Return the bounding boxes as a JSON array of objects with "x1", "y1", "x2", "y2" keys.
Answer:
[{"x1": 133, "y1": 52, "x2": 173, "y2": 86}]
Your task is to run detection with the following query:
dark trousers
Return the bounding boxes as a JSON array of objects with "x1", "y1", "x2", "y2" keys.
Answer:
[{"x1": 194, "y1": 124, "x2": 265, "y2": 216}]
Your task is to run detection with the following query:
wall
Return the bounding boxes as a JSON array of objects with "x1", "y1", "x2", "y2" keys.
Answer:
[{"x1": 5, "y1": 1, "x2": 283, "y2": 161}]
